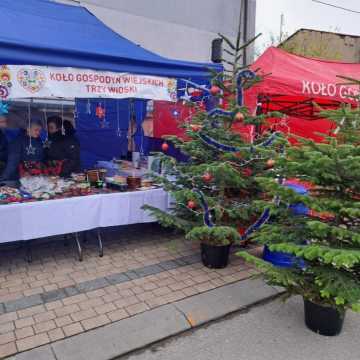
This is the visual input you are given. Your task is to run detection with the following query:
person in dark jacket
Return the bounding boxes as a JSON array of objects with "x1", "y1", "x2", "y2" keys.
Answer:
[
  {"x1": 45, "y1": 116, "x2": 80, "y2": 177},
  {"x1": 0, "y1": 115, "x2": 8, "y2": 179},
  {"x1": 1, "y1": 120, "x2": 44, "y2": 181}
]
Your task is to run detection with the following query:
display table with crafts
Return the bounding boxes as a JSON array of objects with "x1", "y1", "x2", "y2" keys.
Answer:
[
  {"x1": 0, "y1": 187, "x2": 168, "y2": 242},
  {"x1": 0, "y1": 162, "x2": 168, "y2": 261},
  {"x1": 0, "y1": 187, "x2": 168, "y2": 260}
]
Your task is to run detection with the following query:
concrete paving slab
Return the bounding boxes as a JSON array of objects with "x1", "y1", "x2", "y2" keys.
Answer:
[
  {"x1": 174, "y1": 278, "x2": 279, "y2": 326},
  {"x1": 51, "y1": 304, "x2": 190, "y2": 360},
  {"x1": 13, "y1": 345, "x2": 54, "y2": 360}
]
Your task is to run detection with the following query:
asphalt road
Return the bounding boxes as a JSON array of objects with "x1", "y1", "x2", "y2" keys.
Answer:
[{"x1": 122, "y1": 296, "x2": 360, "y2": 360}]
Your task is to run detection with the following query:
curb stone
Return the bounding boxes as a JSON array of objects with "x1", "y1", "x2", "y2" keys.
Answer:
[{"x1": 9, "y1": 279, "x2": 281, "y2": 360}]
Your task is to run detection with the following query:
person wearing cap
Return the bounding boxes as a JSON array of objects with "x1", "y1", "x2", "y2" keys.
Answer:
[
  {"x1": 45, "y1": 116, "x2": 80, "y2": 177},
  {"x1": 1, "y1": 120, "x2": 44, "y2": 181}
]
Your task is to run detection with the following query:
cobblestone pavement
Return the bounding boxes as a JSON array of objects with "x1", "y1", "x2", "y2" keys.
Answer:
[{"x1": 0, "y1": 224, "x2": 256, "y2": 358}]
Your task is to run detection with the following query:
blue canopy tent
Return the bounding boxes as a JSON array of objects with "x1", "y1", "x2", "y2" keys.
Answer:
[{"x1": 0, "y1": 0, "x2": 221, "y2": 167}]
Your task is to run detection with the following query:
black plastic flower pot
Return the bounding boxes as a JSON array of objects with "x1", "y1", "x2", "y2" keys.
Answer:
[
  {"x1": 304, "y1": 299, "x2": 345, "y2": 336},
  {"x1": 201, "y1": 243, "x2": 231, "y2": 269}
]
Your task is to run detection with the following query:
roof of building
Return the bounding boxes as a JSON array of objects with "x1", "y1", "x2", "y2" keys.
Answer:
[{"x1": 281, "y1": 28, "x2": 360, "y2": 46}]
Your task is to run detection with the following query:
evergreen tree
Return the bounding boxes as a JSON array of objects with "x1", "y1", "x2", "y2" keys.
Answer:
[
  {"x1": 144, "y1": 32, "x2": 283, "y2": 247},
  {"x1": 239, "y1": 80, "x2": 360, "y2": 312}
]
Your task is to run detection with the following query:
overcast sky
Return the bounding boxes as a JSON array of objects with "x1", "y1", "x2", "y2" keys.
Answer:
[{"x1": 256, "y1": 0, "x2": 360, "y2": 49}]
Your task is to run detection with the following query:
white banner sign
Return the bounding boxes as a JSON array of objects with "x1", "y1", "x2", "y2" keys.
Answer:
[{"x1": 0, "y1": 65, "x2": 177, "y2": 101}]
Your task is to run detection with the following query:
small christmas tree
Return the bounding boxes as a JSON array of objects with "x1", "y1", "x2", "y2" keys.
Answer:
[
  {"x1": 144, "y1": 31, "x2": 283, "y2": 256},
  {"x1": 239, "y1": 78, "x2": 360, "y2": 317}
]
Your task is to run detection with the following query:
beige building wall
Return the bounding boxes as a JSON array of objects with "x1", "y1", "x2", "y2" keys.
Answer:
[
  {"x1": 280, "y1": 29, "x2": 360, "y2": 63},
  {"x1": 55, "y1": 0, "x2": 257, "y2": 64}
]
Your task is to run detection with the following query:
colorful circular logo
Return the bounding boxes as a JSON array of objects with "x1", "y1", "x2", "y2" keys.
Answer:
[
  {"x1": 167, "y1": 79, "x2": 177, "y2": 101},
  {"x1": 0, "y1": 85, "x2": 9, "y2": 99},
  {"x1": 17, "y1": 68, "x2": 46, "y2": 93},
  {"x1": 0, "y1": 66, "x2": 12, "y2": 99}
]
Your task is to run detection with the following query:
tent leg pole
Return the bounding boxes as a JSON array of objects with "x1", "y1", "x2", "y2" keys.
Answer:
[
  {"x1": 26, "y1": 241, "x2": 32, "y2": 263},
  {"x1": 97, "y1": 229, "x2": 103, "y2": 257},
  {"x1": 75, "y1": 233, "x2": 83, "y2": 262},
  {"x1": 63, "y1": 234, "x2": 70, "y2": 247}
]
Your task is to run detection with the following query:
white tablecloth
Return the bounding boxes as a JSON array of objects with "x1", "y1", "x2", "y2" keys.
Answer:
[{"x1": 0, "y1": 189, "x2": 168, "y2": 243}]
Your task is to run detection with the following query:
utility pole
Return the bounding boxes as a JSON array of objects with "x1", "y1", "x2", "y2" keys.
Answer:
[
  {"x1": 241, "y1": 0, "x2": 249, "y2": 66},
  {"x1": 279, "y1": 13, "x2": 285, "y2": 42}
]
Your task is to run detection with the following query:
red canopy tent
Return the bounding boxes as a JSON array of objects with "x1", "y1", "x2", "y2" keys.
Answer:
[
  {"x1": 246, "y1": 47, "x2": 360, "y2": 141},
  {"x1": 153, "y1": 47, "x2": 360, "y2": 142}
]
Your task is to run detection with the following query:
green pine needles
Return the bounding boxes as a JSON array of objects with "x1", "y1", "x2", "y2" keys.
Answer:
[
  {"x1": 143, "y1": 32, "x2": 283, "y2": 246},
  {"x1": 239, "y1": 88, "x2": 360, "y2": 312}
]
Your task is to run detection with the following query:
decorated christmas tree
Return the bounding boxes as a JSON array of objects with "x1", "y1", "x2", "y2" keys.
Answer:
[
  {"x1": 239, "y1": 77, "x2": 360, "y2": 333},
  {"x1": 144, "y1": 32, "x2": 283, "y2": 267}
]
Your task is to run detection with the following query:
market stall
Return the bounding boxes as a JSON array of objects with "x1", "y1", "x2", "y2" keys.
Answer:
[
  {"x1": 245, "y1": 47, "x2": 360, "y2": 141},
  {"x1": 0, "y1": 0, "x2": 220, "y2": 259}
]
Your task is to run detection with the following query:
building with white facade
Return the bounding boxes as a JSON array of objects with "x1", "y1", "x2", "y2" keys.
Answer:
[{"x1": 56, "y1": 0, "x2": 257, "y2": 64}]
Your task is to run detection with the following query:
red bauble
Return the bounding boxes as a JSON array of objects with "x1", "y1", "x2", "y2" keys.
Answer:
[
  {"x1": 96, "y1": 106, "x2": 105, "y2": 119},
  {"x1": 187, "y1": 200, "x2": 196, "y2": 209},
  {"x1": 202, "y1": 172, "x2": 212, "y2": 182},
  {"x1": 161, "y1": 142, "x2": 169, "y2": 152},
  {"x1": 234, "y1": 112, "x2": 245, "y2": 122},
  {"x1": 237, "y1": 226, "x2": 246, "y2": 236},
  {"x1": 190, "y1": 124, "x2": 202, "y2": 132},
  {"x1": 266, "y1": 159, "x2": 275, "y2": 169},
  {"x1": 210, "y1": 85, "x2": 221, "y2": 96},
  {"x1": 242, "y1": 168, "x2": 252, "y2": 177}
]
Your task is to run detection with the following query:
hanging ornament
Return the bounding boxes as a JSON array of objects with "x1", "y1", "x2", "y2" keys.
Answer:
[
  {"x1": 43, "y1": 139, "x2": 51, "y2": 149},
  {"x1": 189, "y1": 124, "x2": 202, "y2": 132},
  {"x1": 61, "y1": 103, "x2": 65, "y2": 135},
  {"x1": 202, "y1": 172, "x2": 213, "y2": 182},
  {"x1": 26, "y1": 101, "x2": 35, "y2": 155},
  {"x1": 26, "y1": 145, "x2": 36, "y2": 156},
  {"x1": 210, "y1": 85, "x2": 221, "y2": 96},
  {"x1": 161, "y1": 142, "x2": 169, "y2": 152},
  {"x1": 172, "y1": 109, "x2": 180, "y2": 119},
  {"x1": 187, "y1": 200, "x2": 196, "y2": 210},
  {"x1": 180, "y1": 83, "x2": 193, "y2": 102},
  {"x1": 96, "y1": 103, "x2": 106, "y2": 119},
  {"x1": 0, "y1": 101, "x2": 9, "y2": 115},
  {"x1": 242, "y1": 168, "x2": 253, "y2": 177},
  {"x1": 96, "y1": 101, "x2": 110, "y2": 129},
  {"x1": 234, "y1": 112, "x2": 245, "y2": 122},
  {"x1": 42, "y1": 106, "x2": 51, "y2": 149},
  {"x1": 86, "y1": 99, "x2": 91, "y2": 115},
  {"x1": 116, "y1": 100, "x2": 121, "y2": 137},
  {"x1": 266, "y1": 159, "x2": 275, "y2": 169}
]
